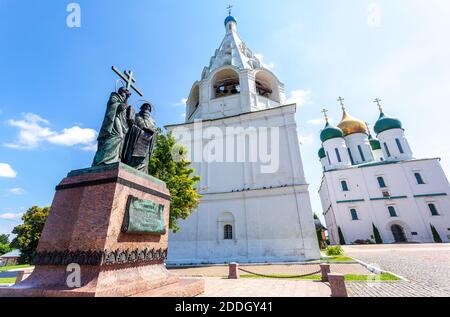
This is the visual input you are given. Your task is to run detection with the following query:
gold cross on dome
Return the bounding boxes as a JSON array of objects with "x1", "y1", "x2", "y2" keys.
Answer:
[
  {"x1": 337, "y1": 96, "x2": 345, "y2": 111},
  {"x1": 227, "y1": 4, "x2": 233, "y2": 16},
  {"x1": 321, "y1": 108, "x2": 329, "y2": 122},
  {"x1": 374, "y1": 98, "x2": 383, "y2": 112}
]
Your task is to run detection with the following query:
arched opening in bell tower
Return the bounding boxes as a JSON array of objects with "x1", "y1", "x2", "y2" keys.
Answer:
[
  {"x1": 187, "y1": 84, "x2": 200, "y2": 117},
  {"x1": 212, "y1": 68, "x2": 240, "y2": 99},
  {"x1": 255, "y1": 70, "x2": 280, "y2": 103}
]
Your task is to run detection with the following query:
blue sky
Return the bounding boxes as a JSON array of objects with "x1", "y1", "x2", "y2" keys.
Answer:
[{"x1": 1, "y1": 0, "x2": 450, "y2": 235}]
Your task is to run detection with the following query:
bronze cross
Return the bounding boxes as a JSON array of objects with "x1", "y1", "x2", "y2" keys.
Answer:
[{"x1": 111, "y1": 66, "x2": 144, "y2": 97}]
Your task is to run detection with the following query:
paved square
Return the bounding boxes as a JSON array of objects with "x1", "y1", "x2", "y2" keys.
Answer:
[{"x1": 343, "y1": 244, "x2": 450, "y2": 296}]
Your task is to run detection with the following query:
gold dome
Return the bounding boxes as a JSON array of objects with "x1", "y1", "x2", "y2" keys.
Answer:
[{"x1": 337, "y1": 110, "x2": 368, "y2": 136}]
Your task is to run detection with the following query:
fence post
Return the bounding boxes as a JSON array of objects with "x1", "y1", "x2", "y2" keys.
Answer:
[
  {"x1": 328, "y1": 273, "x2": 348, "y2": 297},
  {"x1": 228, "y1": 262, "x2": 239, "y2": 279},
  {"x1": 320, "y1": 263, "x2": 331, "y2": 282}
]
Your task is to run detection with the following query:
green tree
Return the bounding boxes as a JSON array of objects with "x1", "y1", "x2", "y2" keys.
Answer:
[
  {"x1": 372, "y1": 223, "x2": 383, "y2": 244},
  {"x1": 430, "y1": 224, "x2": 443, "y2": 243},
  {"x1": 0, "y1": 234, "x2": 9, "y2": 245},
  {"x1": 148, "y1": 130, "x2": 201, "y2": 233},
  {"x1": 338, "y1": 226, "x2": 346, "y2": 245},
  {"x1": 0, "y1": 234, "x2": 12, "y2": 256},
  {"x1": 11, "y1": 206, "x2": 50, "y2": 264}
]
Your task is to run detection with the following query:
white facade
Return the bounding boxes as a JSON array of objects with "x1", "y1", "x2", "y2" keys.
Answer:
[
  {"x1": 166, "y1": 15, "x2": 320, "y2": 264},
  {"x1": 318, "y1": 109, "x2": 450, "y2": 244}
]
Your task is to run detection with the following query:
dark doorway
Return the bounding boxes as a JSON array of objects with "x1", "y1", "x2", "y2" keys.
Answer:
[{"x1": 391, "y1": 224, "x2": 407, "y2": 243}]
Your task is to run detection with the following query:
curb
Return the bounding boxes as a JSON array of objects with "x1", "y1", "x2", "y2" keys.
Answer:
[{"x1": 353, "y1": 258, "x2": 408, "y2": 281}]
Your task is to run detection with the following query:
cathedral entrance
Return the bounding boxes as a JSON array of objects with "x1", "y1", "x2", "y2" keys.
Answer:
[{"x1": 391, "y1": 224, "x2": 407, "y2": 243}]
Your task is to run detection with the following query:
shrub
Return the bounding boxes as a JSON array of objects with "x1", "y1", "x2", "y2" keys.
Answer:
[
  {"x1": 372, "y1": 223, "x2": 383, "y2": 244},
  {"x1": 326, "y1": 245, "x2": 344, "y2": 256},
  {"x1": 430, "y1": 224, "x2": 443, "y2": 243},
  {"x1": 338, "y1": 226, "x2": 346, "y2": 245}
]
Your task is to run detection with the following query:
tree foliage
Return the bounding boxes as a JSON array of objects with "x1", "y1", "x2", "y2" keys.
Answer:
[
  {"x1": 0, "y1": 234, "x2": 12, "y2": 256},
  {"x1": 11, "y1": 206, "x2": 50, "y2": 264},
  {"x1": 430, "y1": 224, "x2": 442, "y2": 243},
  {"x1": 148, "y1": 130, "x2": 201, "y2": 233},
  {"x1": 338, "y1": 226, "x2": 346, "y2": 245},
  {"x1": 372, "y1": 223, "x2": 383, "y2": 244}
]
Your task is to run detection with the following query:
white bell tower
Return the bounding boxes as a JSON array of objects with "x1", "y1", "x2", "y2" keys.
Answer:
[{"x1": 166, "y1": 13, "x2": 320, "y2": 265}]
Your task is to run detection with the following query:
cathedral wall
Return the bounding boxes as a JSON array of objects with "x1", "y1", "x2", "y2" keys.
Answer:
[
  {"x1": 321, "y1": 158, "x2": 450, "y2": 244},
  {"x1": 167, "y1": 186, "x2": 320, "y2": 265}
]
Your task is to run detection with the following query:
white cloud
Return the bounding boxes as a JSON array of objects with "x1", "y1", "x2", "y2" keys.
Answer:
[
  {"x1": 307, "y1": 117, "x2": 334, "y2": 125},
  {"x1": 0, "y1": 213, "x2": 22, "y2": 220},
  {"x1": 175, "y1": 98, "x2": 188, "y2": 106},
  {"x1": 48, "y1": 126, "x2": 97, "y2": 146},
  {"x1": 0, "y1": 163, "x2": 17, "y2": 178},
  {"x1": 255, "y1": 54, "x2": 275, "y2": 70},
  {"x1": 5, "y1": 113, "x2": 97, "y2": 150},
  {"x1": 286, "y1": 90, "x2": 312, "y2": 107},
  {"x1": 8, "y1": 188, "x2": 25, "y2": 195},
  {"x1": 81, "y1": 143, "x2": 98, "y2": 152},
  {"x1": 298, "y1": 134, "x2": 315, "y2": 146}
]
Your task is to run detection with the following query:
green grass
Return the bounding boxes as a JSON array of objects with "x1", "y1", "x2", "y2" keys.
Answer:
[
  {"x1": 240, "y1": 272, "x2": 400, "y2": 282},
  {"x1": 321, "y1": 256, "x2": 355, "y2": 262},
  {"x1": 0, "y1": 277, "x2": 16, "y2": 284},
  {"x1": 0, "y1": 264, "x2": 31, "y2": 272}
]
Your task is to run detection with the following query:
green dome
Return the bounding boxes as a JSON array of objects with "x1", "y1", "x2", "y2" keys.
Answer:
[
  {"x1": 369, "y1": 134, "x2": 381, "y2": 150},
  {"x1": 318, "y1": 147, "x2": 326, "y2": 159},
  {"x1": 320, "y1": 122, "x2": 344, "y2": 143},
  {"x1": 374, "y1": 112, "x2": 402, "y2": 135}
]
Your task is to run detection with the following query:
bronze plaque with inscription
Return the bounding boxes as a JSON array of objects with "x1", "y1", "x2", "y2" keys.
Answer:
[{"x1": 122, "y1": 195, "x2": 166, "y2": 235}]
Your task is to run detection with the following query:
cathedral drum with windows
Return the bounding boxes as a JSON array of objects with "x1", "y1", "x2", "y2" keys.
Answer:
[
  {"x1": 165, "y1": 14, "x2": 320, "y2": 264},
  {"x1": 319, "y1": 100, "x2": 450, "y2": 244}
]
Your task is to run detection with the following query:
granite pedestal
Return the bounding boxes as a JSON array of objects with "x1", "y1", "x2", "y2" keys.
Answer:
[{"x1": 0, "y1": 163, "x2": 204, "y2": 297}]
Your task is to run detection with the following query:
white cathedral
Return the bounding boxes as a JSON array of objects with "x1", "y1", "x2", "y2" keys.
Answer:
[
  {"x1": 319, "y1": 99, "x2": 450, "y2": 245},
  {"x1": 165, "y1": 14, "x2": 320, "y2": 264}
]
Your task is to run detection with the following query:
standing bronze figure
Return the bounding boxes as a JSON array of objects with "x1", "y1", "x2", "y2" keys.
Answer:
[
  {"x1": 122, "y1": 103, "x2": 157, "y2": 172},
  {"x1": 92, "y1": 87, "x2": 135, "y2": 167}
]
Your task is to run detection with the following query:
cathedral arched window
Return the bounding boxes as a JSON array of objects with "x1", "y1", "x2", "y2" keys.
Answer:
[
  {"x1": 212, "y1": 68, "x2": 240, "y2": 99},
  {"x1": 255, "y1": 70, "x2": 280, "y2": 103},
  {"x1": 224, "y1": 224, "x2": 233, "y2": 240},
  {"x1": 218, "y1": 212, "x2": 235, "y2": 241}
]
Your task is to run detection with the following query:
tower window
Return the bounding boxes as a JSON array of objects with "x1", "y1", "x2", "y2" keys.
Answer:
[
  {"x1": 335, "y1": 148, "x2": 342, "y2": 163},
  {"x1": 377, "y1": 176, "x2": 387, "y2": 188},
  {"x1": 357, "y1": 145, "x2": 366, "y2": 162},
  {"x1": 384, "y1": 143, "x2": 391, "y2": 157},
  {"x1": 415, "y1": 173, "x2": 425, "y2": 185},
  {"x1": 388, "y1": 206, "x2": 398, "y2": 217},
  {"x1": 350, "y1": 209, "x2": 359, "y2": 221},
  {"x1": 224, "y1": 224, "x2": 233, "y2": 240},
  {"x1": 428, "y1": 203, "x2": 439, "y2": 216},
  {"x1": 326, "y1": 151, "x2": 331, "y2": 165},
  {"x1": 341, "y1": 181, "x2": 349, "y2": 192},
  {"x1": 348, "y1": 148, "x2": 355, "y2": 165},
  {"x1": 395, "y1": 138, "x2": 404, "y2": 154}
]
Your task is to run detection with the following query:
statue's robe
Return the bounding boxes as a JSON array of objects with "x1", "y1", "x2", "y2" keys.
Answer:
[
  {"x1": 122, "y1": 110, "x2": 157, "y2": 173},
  {"x1": 92, "y1": 93, "x2": 131, "y2": 167}
]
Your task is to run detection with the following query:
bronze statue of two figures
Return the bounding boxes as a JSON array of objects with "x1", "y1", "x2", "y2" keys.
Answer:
[{"x1": 92, "y1": 86, "x2": 157, "y2": 174}]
